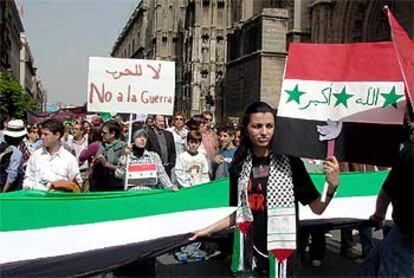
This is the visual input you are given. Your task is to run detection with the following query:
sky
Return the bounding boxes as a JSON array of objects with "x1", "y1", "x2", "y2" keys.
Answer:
[{"x1": 21, "y1": 0, "x2": 138, "y2": 106}]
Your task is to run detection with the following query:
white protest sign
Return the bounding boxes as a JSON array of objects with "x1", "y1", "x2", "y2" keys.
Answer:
[{"x1": 87, "y1": 57, "x2": 175, "y2": 115}]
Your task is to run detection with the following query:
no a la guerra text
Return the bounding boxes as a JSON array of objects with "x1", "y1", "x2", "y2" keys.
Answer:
[{"x1": 89, "y1": 82, "x2": 173, "y2": 104}]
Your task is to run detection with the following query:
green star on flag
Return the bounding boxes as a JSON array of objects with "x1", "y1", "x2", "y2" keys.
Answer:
[
  {"x1": 285, "y1": 84, "x2": 306, "y2": 104},
  {"x1": 333, "y1": 86, "x2": 354, "y2": 108},
  {"x1": 380, "y1": 86, "x2": 404, "y2": 109}
]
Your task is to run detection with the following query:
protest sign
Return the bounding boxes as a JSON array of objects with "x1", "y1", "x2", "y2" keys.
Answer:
[{"x1": 87, "y1": 57, "x2": 175, "y2": 115}]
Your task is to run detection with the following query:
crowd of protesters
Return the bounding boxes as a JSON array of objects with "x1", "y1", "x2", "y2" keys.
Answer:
[
  {"x1": 0, "y1": 103, "x2": 412, "y2": 276},
  {"x1": 0, "y1": 111, "x2": 242, "y2": 194}
]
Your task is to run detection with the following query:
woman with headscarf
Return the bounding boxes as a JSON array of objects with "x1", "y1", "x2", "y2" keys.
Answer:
[{"x1": 115, "y1": 129, "x2": 178, "y2": 191}]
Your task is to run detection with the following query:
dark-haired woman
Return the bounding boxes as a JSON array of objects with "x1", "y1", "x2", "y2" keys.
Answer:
[
  {"x1": 190, "y1": 101, "x2": 340, "y2": 277},
  {"x1": 19, "y1": 124, "x2": 40, "y2": 170},
  {"x1": 81, "y1": 120, "x2": 93, "y2": 142},
  {"x1": 115, "y1": 129, "x2": 178, "y2": 191},
  {"x1": 90, "y1": 121, "x2": 127, "y2": 191}
]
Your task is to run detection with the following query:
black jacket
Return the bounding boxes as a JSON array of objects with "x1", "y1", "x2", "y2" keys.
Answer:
[{"x1": 146, "y1": 128, "x2": 176, "y2": 170}]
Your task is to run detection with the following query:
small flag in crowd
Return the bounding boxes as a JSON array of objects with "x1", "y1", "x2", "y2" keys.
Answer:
[
  {"x1": 127, "y1": 163, "x2": 157, "y2": 187},
  {"x1": 273, "y1": 42, "x2": 406, "y2": 166}
]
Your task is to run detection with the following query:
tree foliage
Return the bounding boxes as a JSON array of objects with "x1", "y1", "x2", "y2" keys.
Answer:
[{"x1": 0, "y1": 72, "x2": 39, "y2": 121}]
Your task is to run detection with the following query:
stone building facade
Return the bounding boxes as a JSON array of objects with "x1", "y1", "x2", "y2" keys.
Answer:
[
  {"x1": 224, "y1": 8, "x2": 289, "y2": 118},
  {"x1": 111, "y1": 0, "x2": 413, "y2": 121},
  {"x1": 181, "y1": 0, "x2": 230, "y2": 116},
  {"x1": 111, "y1": 0, "x2": 187, "y2": 110},
  {"x1": 0, "y1": 0, "x2": 45, "y2": 104}
]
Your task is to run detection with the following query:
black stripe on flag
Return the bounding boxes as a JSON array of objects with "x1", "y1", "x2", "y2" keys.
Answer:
[
  {"x1": 273, "y1": 117, "x2": 403, "y2": 166},
  {"x1": 127, "y1": 178, "x2": 158, "y2": 187},
  {"x1": 0, "y1": 234, "x2": 190, "y2": 277}
]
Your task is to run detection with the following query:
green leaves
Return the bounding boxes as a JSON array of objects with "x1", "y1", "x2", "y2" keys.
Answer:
[{"x1": 0, "y1": 72, "x2": 38, "y2": 121}]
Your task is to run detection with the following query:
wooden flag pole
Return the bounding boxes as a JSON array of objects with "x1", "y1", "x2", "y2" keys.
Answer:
[
  {"x1": 124, "y1": 113, "x2": 133, "y2": 190},
  {"x1": 321, "y1": 140, "x2": 335, "y2": 202},
  {"x1": 317, "y1": 119, "x2": 342, "y2": 202}
]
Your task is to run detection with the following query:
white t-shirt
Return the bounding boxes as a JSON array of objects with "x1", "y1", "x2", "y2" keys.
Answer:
[
  {"x1": 67, "y1": 136, "x2": 88, "y2": 171},
  {"x1": 174, "y1": 151, "x2": 210, "y2": 188}
]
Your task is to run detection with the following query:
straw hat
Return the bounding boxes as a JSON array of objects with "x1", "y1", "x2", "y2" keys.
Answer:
[{"x1": 3, "y1": 119, "x2": 27, "y2": 138}]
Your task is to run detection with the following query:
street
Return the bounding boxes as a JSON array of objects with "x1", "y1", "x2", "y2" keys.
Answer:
[{"x1": 155, "y1": 229, "x2": 383, "y2": 277}]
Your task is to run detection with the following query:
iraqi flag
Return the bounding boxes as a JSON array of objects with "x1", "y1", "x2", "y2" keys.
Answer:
[
  {"x1": 0, "y1": 179, "x2": 235, "y2": 277},
  {"x1": 273, "y1": 42, "x2": 406, "y2": 166},
  {"x1": 385, "y1": 6, "x2": 414, "y2": 110}
]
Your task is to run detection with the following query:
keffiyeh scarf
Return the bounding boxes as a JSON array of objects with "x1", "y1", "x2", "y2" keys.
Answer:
[{"x1": 235, "y1": 152, "x2": 296, "y2": 277}]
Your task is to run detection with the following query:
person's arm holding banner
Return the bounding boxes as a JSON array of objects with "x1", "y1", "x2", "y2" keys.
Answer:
[
  {"x1": 95, "y1": 154, "x2": 117, "y2": 172},
  {"x1": 308, "y1": 156, "x2": 340, "y2": 214},
  {"x1": 115, "y1": 155, "x2": 128, "y2": 180},
  {"x1": 369, "y1": 189, "x2": 391, "y2": 229},
  {"x1": 153, "y1": 152, "x2": 178, "y2": 191}
]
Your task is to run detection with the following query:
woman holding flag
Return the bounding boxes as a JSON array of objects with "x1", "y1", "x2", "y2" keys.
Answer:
[
  {"x1": 115, "y1": 128, "x2": 178, "y2": 191},
  {"x1": 190, "y1": 101, "x2": 340, "y2": 277}
]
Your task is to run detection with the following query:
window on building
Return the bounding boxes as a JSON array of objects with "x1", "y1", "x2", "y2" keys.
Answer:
[
  {"x1": 228, "y1": 33, "x2": 240, "y2": 61},
  {"x1": 243, "y1": 25, "x2": 261, "y2": 55},
  {"x1": 216, "y1": 70, "x2": 223, "y2": 80},
  {"x1": 201, "y1": 33, "x2": 209, "y2": 43},
  {"x1": 202, "y1": 0, "x2": 210, "y2": 7},
  {"x1": 201, "y1": 69, "x2": 209, "y2": 78},
  {"x1": 217, "y1": 0, "x2": 225, "y2": 9}
]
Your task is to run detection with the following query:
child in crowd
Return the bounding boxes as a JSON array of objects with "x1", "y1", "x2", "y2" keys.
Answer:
[
  {"x1": 174, "y1": 130, "x2": 210, "y2": 262},
  {"x1": 174, "y1": 130, "x2": 210, "y2": 188},
  {"x1": 213, "y1": 126, "x2": 237, "y2": 179}
]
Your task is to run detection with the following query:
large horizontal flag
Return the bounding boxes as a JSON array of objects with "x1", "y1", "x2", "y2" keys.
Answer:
[
  {"x1": 274, "y1": 42, "x2": 406, "y2": 166},
  {"x1": 0, "y1": 180, "x2": 234, "y2": 277},
  {"x1": 0, "y1": 172, "x2": 390, "y2": 277}
]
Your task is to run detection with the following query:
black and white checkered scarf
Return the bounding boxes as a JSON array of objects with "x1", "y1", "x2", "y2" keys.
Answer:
[{"x1": 236, "y1": 152, "x2": 296, "y2": 277}]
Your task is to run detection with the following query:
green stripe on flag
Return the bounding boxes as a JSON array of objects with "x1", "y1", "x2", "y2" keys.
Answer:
[
  {"x1": 0, "y1": 171, "x2": 389, "y2": 232},
  {"x1": 310, "y1": 170, "x2": 389, "y2": 197},
  {"x1": 0, "y1": 179, "x2": 229, "y2": 232},
  {"x1": 231, "y1": 229, "x2": 241, "y2": 273}
]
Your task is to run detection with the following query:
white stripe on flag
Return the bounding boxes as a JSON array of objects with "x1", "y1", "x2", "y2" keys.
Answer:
[
  {"x1": 299, "y1": 196, "x2": 392, "y2": 220},
  {"x1": 278, "y1": 80, "x2": 405, "y2": 124},
  {"x1": 0, "y1": 207, "x2": 236, "y2": 264}
]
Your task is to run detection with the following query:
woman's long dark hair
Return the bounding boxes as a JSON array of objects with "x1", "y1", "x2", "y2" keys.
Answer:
[
  {"x1": 186, "y1": 114, "x2": 206, "y2": 131},
  {"x1": 231, "y1": 101, "x2": 275, "y2": 172}
]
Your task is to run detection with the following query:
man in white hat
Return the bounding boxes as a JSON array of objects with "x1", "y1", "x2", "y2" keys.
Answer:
[{"x1": 1, "y1": 119, "x2": 26, "y2": 192}]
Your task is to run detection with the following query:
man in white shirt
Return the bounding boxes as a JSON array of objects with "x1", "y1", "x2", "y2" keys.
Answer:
[
  {"x1": 23, "y1": 119, "x2": 82, "y2": 191},
  {"x1": 67, "y1": 123, "x2": 88, "y2": 167},
  {"x1": 67, "y1": 122, "x2": 89, "y2": 191}
]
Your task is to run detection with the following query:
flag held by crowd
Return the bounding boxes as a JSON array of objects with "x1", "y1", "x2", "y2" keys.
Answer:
[
  {"x1": 274, "y1": 42, "x2": 406, "y2": 166},
  {"x1": 0, "y1": 179, "x2": 235, "y2": 277},
  {"x1": 0, "y1": 172, "x2": 391, "y2": 277}
]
